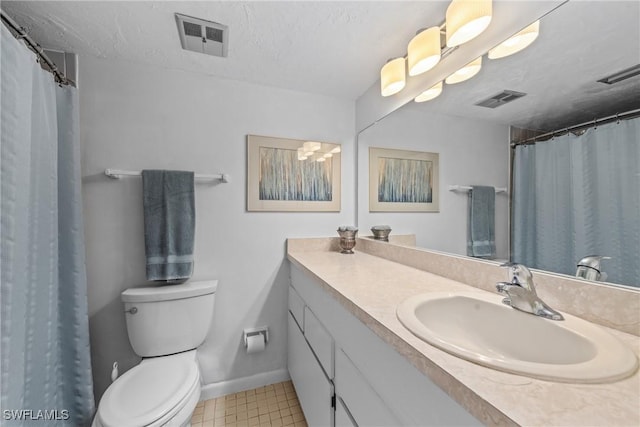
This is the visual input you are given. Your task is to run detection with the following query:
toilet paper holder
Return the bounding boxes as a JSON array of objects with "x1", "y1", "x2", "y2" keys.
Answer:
[{"x1": 243, "y1": 326, "x2": 269, "y2": 348}]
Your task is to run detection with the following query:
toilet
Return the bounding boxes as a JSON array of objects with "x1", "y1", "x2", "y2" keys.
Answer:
[{"x1": 93, "y1": 280, "x2": 217, "y2": 427}]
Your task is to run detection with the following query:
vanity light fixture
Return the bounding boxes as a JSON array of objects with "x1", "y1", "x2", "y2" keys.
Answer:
[
  {"x1": 445, "y1": 56, "x2": 482, "y2": 84},
  {"x1": 446, "y1": 0, "x2": 493, "y2": 47},
  {"x1": 297, "y1": 148, "x2": 308, "y2": 160},
  {"x1": 380, "y1": 57, "x2": 406, "y2": 97},
  {"x1": 330, "y1": 146, "x2": 341, "y2": 154},
  {"x1": 316, "y1": 156, "x2": 326, "y2": 162},
  {"x1": 323, "y1": 152, "x2": 333, "y2": 158},
  {"x1": 414, "y1": 81, "x2": 443, "y2": 103},
  {"x1": 408, "y1": 27, "x2": 442, "y2": 76},
  {"x1": 488, "y1": 20, "x2": 540, "y2": 59}
]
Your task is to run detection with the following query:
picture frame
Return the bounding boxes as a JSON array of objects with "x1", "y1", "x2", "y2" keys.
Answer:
[
  {"x1": 247, "y1": 135, "x2": 341, "y2": 212},
  {"x1": 369, "y1": 147, "x2": 439, "y2": 212}
]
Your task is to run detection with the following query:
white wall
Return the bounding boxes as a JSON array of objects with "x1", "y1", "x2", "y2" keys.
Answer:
[
  {"x1": 79, "y1": 56, "x2": 355, "y2": 400},
  {"x1": 357, "y1": 108, "x2": 509, "y2": 259}
]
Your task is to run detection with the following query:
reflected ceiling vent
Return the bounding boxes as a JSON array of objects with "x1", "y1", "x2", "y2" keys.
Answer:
[
  {"x1": 175, "y1": 13, "x2": 228, "y2": 57},
  {"x1": 475, "y1": 90, "x2": 526, "y2": 109},
  {"x1": 597, "y1": 64, "x2": 640, "y2": 85}
]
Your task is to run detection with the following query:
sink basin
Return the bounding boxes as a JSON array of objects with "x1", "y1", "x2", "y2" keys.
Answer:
[{"x1": 396, "y1": 291, "x2": 638, "y2": 383}]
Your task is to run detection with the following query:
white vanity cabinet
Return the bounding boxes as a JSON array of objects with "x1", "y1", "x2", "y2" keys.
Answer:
[{"x1": 288, "y1": 265, "x2": 481, "y2": 427}]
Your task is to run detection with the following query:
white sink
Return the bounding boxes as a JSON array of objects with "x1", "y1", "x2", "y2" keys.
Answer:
[{"x1": 396, "y1": 291, "x2": 638, "y2": 383}]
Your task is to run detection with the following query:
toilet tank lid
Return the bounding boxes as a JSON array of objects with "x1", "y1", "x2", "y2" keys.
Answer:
[{"x1": 121, "y1": 280, "x2": 218, "y2": 303}]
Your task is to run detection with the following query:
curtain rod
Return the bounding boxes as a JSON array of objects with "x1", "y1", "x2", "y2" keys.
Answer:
[
  {"x1": 0, "y1": 9, "x2": 71, "y2": 86},
  {"x1": 511, "y1": 108, "x2": 640, "y2": 147}
]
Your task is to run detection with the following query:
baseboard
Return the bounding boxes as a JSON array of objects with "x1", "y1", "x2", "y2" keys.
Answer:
[{"x1": 199, "y1": 368, "x2": 291, "y2": 401}]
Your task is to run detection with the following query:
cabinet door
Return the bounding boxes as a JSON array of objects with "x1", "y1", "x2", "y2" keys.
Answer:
[
  {"x1": 288, "y1": 313, "x2": 334, "y2": 427},
  {"x1": 335, "y1": 348, "x2": 400, "y2": 427},
  {"x1": 304, "y1": 306, "x2": 334, "y2": 379},
  {"x1": 335, "y1": 397, "x2": 358, "y2": 427}
]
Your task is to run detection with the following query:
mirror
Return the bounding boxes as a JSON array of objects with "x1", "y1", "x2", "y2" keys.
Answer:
[{"x1": 357, "y1": 1, "x2": 640, "y2": 288}]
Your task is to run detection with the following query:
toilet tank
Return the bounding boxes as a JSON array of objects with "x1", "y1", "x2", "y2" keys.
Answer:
[{"x1": 121, "y1": 280, "x2": 217, "y2": 357}]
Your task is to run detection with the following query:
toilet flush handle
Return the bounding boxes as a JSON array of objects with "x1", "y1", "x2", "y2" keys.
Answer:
[{"x1": 125, "y1": 307, "x2": 138, "y2": 315}]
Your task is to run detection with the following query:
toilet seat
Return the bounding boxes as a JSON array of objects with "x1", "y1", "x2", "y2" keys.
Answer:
[{"x1": 96, "y1": 355, "x2": 199, "y2": 427}]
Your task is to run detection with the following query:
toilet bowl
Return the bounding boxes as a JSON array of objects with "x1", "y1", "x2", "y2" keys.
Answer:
[
  {"x1": 93, "y1": 280, "x2": 217, "y2": 427},
  {"x1": 93, "y1": 351, "x2": 200, "y2": 427}
]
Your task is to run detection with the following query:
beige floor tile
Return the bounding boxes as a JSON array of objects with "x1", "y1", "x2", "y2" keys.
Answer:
[
  {"x1": 193, "y1": 382, "x2": 306, "y2": 427},
  {"x1": 279, "y1": 408, "x2": 291, "y2": 417}
]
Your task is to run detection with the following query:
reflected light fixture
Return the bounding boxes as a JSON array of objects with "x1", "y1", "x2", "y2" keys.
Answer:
[
  {"x1": 380, "y1": 57, "x2": 406, "y2": 97},
  {"x1": 414, "y1": 81, "x2": 443, "y2": 103},
  {"x1": 330, "y1": 146, "x2": 341, "y2": 154},
  {"x1": 297, "y1": 147, "x2": 308, "y2": 161},
  {"x1": 446, "y1": 0, "x2": 493, "y2": 47},
  {"x1": 303, "y1": 141, "x2": 321, "y2": 152},
  {"x1": 488, "y1": 20, "x2": 540, "y2": 59},
  {"x1": 408, "y1": 27, "x2": 442, "y2": 76},
  {"x1": 445, "y1": 56, "x2": 482, "y2": 84}
]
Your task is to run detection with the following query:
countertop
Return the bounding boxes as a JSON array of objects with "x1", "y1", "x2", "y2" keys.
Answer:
[{"x1": 287, "y1": 240, "x2": 640, "y2": 426}]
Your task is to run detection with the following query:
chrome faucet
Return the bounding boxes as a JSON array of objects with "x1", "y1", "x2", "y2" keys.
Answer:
[{"x1": 496, "y1": 263, "x2": 564, "y2": 321}]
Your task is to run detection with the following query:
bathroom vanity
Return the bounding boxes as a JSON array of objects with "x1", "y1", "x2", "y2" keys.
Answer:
[{"x1": 286, "y1": 237, "x2": 640, "y2": 426}]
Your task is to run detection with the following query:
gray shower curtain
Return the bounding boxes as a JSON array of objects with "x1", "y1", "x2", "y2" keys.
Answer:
[
  {"x1": 1, "y1": 25, "x2": 95, "y2": 426},
  {"x1": 512, "y1": 117, "x2": 640, "y2": 287}
]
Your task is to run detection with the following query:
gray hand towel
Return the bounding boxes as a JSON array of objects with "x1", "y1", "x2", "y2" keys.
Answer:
[
  {"x1": 467, "y1": 185, "x2": 496, "y2": 258},
  {"x1": 141, "y1": 170, "x2": 195, "y2": 281}
]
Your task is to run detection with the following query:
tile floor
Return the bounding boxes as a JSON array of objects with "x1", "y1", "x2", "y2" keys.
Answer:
[{"x1": 191, "y1": 380, "x2": 308, "y2": 427}]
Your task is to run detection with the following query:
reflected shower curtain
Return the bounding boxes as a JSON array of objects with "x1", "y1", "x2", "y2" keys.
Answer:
[
  {"x1": 512, "y1": 118, "x2": 640, "y2": 286},
  {"x1": 1, "y1": 25, "x2": 95, "y2": 426}
]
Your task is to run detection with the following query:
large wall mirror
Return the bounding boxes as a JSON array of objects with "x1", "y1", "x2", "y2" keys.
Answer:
[{"x1": 357, "y1": 1, "x2": 639, "y2": 288}]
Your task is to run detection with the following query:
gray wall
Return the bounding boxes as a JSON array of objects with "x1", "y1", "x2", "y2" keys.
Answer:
[
  {"x1": 79, "y1": 55, "x2": 355, "y2": 400},
  {"x1": 358, "y1": 107, "x2": 509, "y2": 259}
]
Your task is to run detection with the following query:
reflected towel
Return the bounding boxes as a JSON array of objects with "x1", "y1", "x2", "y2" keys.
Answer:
[
  {"x1": 467, "y1": 185, "x2": 496, "y2": 258},
  {"x1": 142, "y1": 170, "x2": 195, "y2": 281}
]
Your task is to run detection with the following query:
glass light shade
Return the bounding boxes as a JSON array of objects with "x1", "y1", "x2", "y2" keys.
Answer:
[
  {"x1": 445, "y1": 56, "x2": 482, "y2": 84},
  {"x1": 316, "y1": 157, "x2": 326, "y2": 162},
  {"x1": 303, "y1": 141, "x2": 321, "y2": 152},
  {"x1": 330, "y1": 146, "x2": 341, "y2": 154},
  {"x1": 488, "y1": 20, "x2": 540, "y2": 59},
  {"x1": 408, "y1": 27, "x2": 441, "y2": 76},
  {"x1": 323, "y1": 152, "x2": 333, "y2": 158},
  {"x1": 297, "y1": 147, "x2": 308, "y2": 160},
  {"x1": 446, "y1": 0, "x2": 493, "y2": 47},
  {"x1": 415, "y1": 81, "x2": 443, "y2": 103},
  {"x1": 380, "y1": 57, "x2": 406, "y2": 97}
]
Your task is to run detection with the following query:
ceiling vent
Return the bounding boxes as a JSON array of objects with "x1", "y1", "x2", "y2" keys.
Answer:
[
  {"x1": 597, "y1": 64, "x2": 640, "y2": 85},
  {"x1": 175, "y1": 13, "x2": 228, "y2": 57},
  {"x1": 475, "y1": 90, "x2": 527, "y2": 109}
]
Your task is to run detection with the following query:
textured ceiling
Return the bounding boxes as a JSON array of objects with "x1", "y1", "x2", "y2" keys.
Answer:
[
  {"x1": 3, "y1": 1, "x2": 638, "y2": 130},
  {"x1": 1, "y1": 1, "x2": 451, "y2": 100}
]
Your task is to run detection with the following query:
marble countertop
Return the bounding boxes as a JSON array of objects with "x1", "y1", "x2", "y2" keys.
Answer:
[{"x1": 287, "y1": 241, "x2": 640, "y2": 426}]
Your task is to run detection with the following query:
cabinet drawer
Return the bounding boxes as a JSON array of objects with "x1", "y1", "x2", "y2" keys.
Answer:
[
  {"x1": 304, "y1": 306, "x2": 334, "y2": 379},
  {"x1": 335, "y1": 349, "x2": 399, "y2": 427},
  {"x1": 289, "y1": 286, "x2": 305, "y2": 330}
]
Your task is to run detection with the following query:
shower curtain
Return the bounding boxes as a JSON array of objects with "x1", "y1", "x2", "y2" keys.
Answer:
[
  {"x1": 1, "y1": 25, "x2": 95, "y2": 426},
  {"x1": 512, "y1": 117, "x2": 640, "y2": 287}
]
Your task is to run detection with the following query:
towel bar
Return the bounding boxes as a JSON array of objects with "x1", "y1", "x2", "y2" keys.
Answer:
[
  {"x1": 448, "y1": 185, "x2": 507, "y2": 194},
  {"x1": 105, "y1": 168, "x2": 230, "y2": 183}
]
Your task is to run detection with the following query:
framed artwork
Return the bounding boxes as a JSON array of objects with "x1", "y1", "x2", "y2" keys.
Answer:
[
  {"x1": 369, "y1": 147, "x2": 439, "y2": 212},
  {"x1": 247, "y1": 135, "x2": 341, "y2": 212}
]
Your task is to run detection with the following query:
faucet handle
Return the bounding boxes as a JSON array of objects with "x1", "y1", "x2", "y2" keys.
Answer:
[{"x1": 499, "y1": 262, "x2": 536, "y2": 293}]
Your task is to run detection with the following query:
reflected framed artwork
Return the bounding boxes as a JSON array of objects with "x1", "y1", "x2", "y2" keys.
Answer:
[
  {"x1": 247, "y1": 135, "x2": 341, "y2": 211},
  {"x1": 369, "y1": 147, "x2": 439, "y2": 212}
]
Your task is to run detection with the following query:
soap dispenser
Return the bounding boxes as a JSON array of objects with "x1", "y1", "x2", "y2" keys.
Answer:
[{"x1": 576, "y1": 255, "x2": 610, "y2": 281}]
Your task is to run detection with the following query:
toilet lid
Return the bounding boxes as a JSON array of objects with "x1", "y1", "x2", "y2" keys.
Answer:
[{"x1": 98, "y1": 356, "x2": 199, "y2": 427}]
